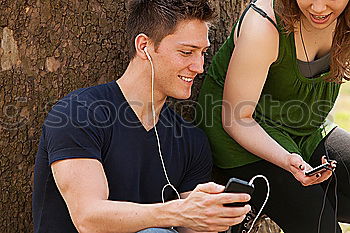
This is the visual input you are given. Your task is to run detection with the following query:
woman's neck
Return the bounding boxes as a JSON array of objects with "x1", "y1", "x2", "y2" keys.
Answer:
[{"x1": 294, "y1": 17, "x2": 336, "y2": 61}]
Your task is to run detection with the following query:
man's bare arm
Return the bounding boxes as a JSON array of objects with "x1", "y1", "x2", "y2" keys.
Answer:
[
  {"x1": 52, "y1": 158, "x2": 180, "y2": 232},
  {"x1": 52, "y1": 158, "x2": 250, "y2": 233}
]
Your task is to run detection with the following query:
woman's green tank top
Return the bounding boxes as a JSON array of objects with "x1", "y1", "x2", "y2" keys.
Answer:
[{"x1": 196, "y1": 18, "x2": 341, "y2": 168}]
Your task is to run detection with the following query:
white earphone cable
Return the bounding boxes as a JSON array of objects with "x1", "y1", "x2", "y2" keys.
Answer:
[
  {"x1": 145, "y1": 48, "x2": 181, "y2": 203},
  {"x1": 247, "y1": 175, "x2": 270, "y2": 233}
]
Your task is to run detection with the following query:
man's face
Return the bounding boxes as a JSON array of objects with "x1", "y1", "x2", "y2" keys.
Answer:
[{"x1": 150, "y1": 19, "x2": 210, "y2": 100}]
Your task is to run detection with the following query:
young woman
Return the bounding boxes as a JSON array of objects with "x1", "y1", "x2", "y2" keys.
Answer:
[{"x1": 196, "y1": 0, "x2": 350, "y2": 232}]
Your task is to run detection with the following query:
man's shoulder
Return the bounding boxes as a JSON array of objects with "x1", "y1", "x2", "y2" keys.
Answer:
[
  {"x1": 59, "y1": 81, "x2": 118, "y2": 105},
  {"x1": 48, "y1": 81, "x2": 123, "y2": 115},
  {"x1": 44, "y1": 81, "x2": 121, "y2": 128}
]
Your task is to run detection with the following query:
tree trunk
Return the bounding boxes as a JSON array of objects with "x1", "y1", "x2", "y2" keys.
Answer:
[{"x1": 0, "y1": 0, "x2": 279, "y2": 232}]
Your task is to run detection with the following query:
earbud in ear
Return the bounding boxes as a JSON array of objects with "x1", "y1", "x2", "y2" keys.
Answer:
[
  {"x1": 143, "y1": 47, "x2": 149, "y2": 56},
  {"x1": 143, "y1": 47, "x2": 152, "y2": 61}
]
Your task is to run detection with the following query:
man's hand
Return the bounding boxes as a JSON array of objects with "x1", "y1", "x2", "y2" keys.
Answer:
[
  {"x1": 176, "y1": 182, "x2": 251, "y2": 232},
  {"x1": 287, "y1": 153, "x2": 333, "y2": 186}
]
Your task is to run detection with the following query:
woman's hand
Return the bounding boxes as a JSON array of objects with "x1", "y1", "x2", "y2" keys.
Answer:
[{"x1": 285, "y1": 153, "x2": 334, "y2": 186}]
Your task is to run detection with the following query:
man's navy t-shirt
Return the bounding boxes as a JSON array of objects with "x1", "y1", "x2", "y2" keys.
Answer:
[{"x1": 32, "y1": 81, "x2": 212, "y2": 232}]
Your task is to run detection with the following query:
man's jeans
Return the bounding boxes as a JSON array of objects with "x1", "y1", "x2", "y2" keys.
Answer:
[{"x1": 137, "y1": 228, "x2": 178, "y2": 233}]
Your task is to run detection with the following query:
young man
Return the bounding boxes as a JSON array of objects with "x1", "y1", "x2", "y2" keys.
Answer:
[{"x1": 32, "y1": 0, "x2": 251, "y2": 232}]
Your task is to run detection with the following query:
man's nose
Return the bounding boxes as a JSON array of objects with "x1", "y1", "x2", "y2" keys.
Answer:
[
  {"x1": 311, "y1": 0, "x2": 327, "y2": 13},
  {"x1": 189, "y1": 55, "x2": 204, "y2": 74}
]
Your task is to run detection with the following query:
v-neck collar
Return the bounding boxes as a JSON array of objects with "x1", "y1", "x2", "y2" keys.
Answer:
[{"x1": 112, "y1": 81, "x2": 167, "y2": 136}]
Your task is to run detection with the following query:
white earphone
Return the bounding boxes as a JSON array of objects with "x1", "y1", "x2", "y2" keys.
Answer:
[
  {"x1": 143, "y1": 45, "x2": 180, "y2": 202},
  {"x1": 143, "y1": 47, "x2": 152, "y2": 61}
]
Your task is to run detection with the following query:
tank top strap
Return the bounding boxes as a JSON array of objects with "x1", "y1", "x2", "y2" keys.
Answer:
[{"x1": 237, "y1": 0, "x2": 279, "y2": 38}]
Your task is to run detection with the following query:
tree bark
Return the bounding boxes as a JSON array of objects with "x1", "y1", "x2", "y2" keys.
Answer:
[{"x1": 0, "y1": 0, "x2": 279, "y2": 232}]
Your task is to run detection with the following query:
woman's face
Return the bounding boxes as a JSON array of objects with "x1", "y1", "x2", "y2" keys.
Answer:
[{"x1": 296, "y1": 0, "x2": 349, "y2": 30}]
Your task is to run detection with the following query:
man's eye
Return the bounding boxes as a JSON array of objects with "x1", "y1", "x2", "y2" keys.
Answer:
[
  {"x1": 202, "y1": 51, "x2": 208, "y2": 56},
  {"x1": 181, "y1": 51, "x2": 192, "y2": 55}
]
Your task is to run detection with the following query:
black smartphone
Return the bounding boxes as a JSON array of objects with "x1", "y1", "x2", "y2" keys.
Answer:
[
  {"x1": 305, "y1": 162, "x2": 332, "y2": 176},
  {"x1": 223, "y1": 177, "x2": 254, "y2": 207}
]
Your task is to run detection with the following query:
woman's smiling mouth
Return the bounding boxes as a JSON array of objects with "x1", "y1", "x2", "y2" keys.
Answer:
[{"x1": 310, "y1": 12, "x2": 332, "y2": 24}]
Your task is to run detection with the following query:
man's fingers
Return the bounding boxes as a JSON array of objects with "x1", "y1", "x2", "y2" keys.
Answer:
[
  {"x1": 215, "y1": 193, "x2": 251, "y2": 205},
  {"x1": 201, "y1": 211, "x2": 248, "y2": 231},
  {"x1": 218, "y1": 214, "x2": 247, "y2": 226},
  {"x1": 227, "y1": 205, "x2": 251, "y2": 217},
  {"x1": 194, "y1": 182, "x2": 225, "y2": 194},
  {"x1": 183, "y1": 190, "x2": 251, "y2": 231},
  {"x1": 213, "y1": 206, "x2": 250, "y2": 220}
]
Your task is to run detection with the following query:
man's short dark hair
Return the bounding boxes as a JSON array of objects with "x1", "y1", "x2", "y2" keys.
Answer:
[{"x1": 126, "y1": 0, "x2": 215, "y2": 59}]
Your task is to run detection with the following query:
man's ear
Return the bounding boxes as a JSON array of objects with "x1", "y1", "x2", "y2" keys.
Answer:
[{"x1": 135, "y1": 33, "x2": 151, "y2": 60}]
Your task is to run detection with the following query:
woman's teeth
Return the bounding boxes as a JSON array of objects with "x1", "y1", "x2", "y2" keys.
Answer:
[
  {"x1": 179, "y1": 76, "x2": 193, "y2": 82},
  {"x1": 313, "y1": 15, "x2": 327, "y2": 20},
  {"x1": 311, "y1": 14, "x2": 330, "y2": 20}
]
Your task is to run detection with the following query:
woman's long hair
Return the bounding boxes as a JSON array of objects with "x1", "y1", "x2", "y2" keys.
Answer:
[{"x1": 275, "y1": 0, "x2": 350, "y2": 83}]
